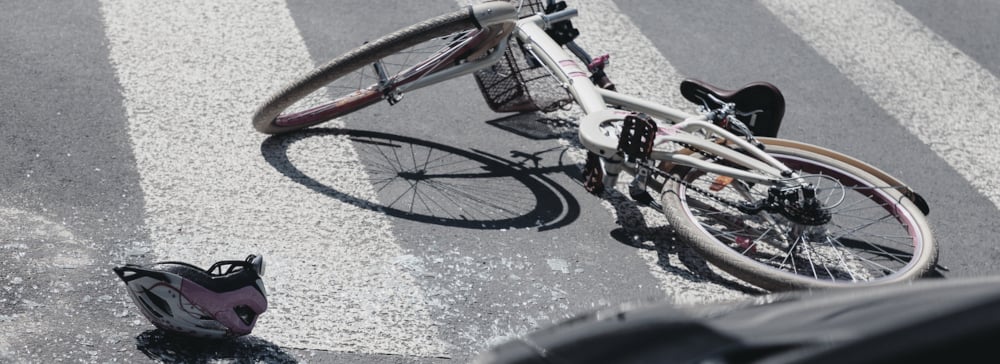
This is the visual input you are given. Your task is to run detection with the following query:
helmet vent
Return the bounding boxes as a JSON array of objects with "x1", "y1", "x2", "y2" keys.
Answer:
[
  {"x1": 137, "y1": 296, "x2": 164, "y2": 318},
  {"x1": 142, "y1": 288, "x2": 173, "y2": 316},
  {"x1": 234, "y1": 305, "x2": 256, "y2": 325}
]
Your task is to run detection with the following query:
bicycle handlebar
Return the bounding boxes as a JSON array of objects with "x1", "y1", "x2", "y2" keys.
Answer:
[{"x1": 541, "y1": 8, "x2": 578, "y2": 27}]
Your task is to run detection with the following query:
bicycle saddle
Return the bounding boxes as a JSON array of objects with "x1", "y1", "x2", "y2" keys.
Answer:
[{"x1": 680, "y1": 79, "x2": 785, "y2": 138}]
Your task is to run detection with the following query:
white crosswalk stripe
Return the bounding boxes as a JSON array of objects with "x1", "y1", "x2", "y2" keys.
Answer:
[
  {"x1": 99, "y1": 0, "x2": 446, "y2": 356},
  {"x1": 761, "y1": 0, "x2": 1000, "y2": 209}
]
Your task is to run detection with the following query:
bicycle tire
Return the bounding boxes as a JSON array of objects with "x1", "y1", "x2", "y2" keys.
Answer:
[
  {"x1": 660, "y1": 143, "x2": 937, "y2": 291},
  {"x1": 252, "y1": 6, "x2": 495, "y2": 135}
]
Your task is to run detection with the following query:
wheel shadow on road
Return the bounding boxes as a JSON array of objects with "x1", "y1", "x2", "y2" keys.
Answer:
[
  {"x1": 602, "y1": 186, "x2": 767, "y2": 296},
  {"x1": 135, "y1": 329, "x2": 297, "y2": 363},
  {"x1": 261, "y1": 128, "x2": 581, "y2": 231}
]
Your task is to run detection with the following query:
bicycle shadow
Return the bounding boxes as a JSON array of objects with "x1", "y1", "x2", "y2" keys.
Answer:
[
  {"x1": 482, "y1": 112, "x2": 765, "y2": 293},
  {"x1": 485, "y1": 114, "x2": 578, "y2": 141},
  {"x1": 134, "y1": 329, "x2": 297, "y2": 363},
  {"x1": 603, "y1": 190, "x2": 768, "y2": 296},
  {"x1": 260, "y1": 128, "x2": 580, "y2": 231}
]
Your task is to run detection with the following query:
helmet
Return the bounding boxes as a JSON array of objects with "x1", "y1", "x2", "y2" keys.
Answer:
[{"x1": 113, "y1": 255, "x2": 268, "y2": 338}]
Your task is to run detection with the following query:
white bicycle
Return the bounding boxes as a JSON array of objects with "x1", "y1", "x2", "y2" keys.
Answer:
[{"x1": 252, "y1": 0, "x2": 936, "y2": 291}]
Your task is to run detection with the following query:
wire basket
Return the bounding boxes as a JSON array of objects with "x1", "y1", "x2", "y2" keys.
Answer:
[
  {"x1": 473, "y1": 0, "x2": 573, "y2": 113},
  {"x1": 510, "y1": 0, "x2": 548, "y2": 18}
]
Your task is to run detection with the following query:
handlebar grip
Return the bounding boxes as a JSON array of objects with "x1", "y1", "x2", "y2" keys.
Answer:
[
  {"x1": 594, "y1": 74, "x2": 616, "y2": 91},
  {"x1": 541, "y1": 8, "x2": 578, "y2": 27}
]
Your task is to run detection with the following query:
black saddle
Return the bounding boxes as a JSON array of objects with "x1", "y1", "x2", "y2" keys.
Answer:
[{"x1": 680, "y1": 79, "x2": 785, "y2": 138}]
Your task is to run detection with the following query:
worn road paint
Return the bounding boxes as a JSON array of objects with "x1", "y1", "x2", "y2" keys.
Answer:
[
  {"x1": 762, "y1": 0, "x2": 1000, "y2": 209},
  {"x1": 99, "y1": 0, "x2": 446, "y2": 356}
]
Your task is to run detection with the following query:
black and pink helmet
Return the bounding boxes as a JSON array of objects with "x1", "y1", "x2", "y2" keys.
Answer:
[{"x1": 113, "y1": 255, "x2": 268, "y2": 338}]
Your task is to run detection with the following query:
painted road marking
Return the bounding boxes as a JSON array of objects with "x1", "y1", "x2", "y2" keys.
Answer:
[
  {"x1": 762, "y1": 0, "x2": 1000, "y2": 210},
  {"x1": 99, "y1": 0, "x2": 446, "y2": 356},
  {"x1": 553, "y1": 0, "x2": 759, "y2": 302},
  {"x1": 0, "y1": 208, "x2": 95, "y2": 360}
]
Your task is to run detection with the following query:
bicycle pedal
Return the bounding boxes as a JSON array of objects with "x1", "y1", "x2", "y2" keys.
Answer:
[
  {"x1": 618, "y1": 113, "x2": 656, "y2": 163},
  {"x1": 582, "y1": 151, "x2": 605, "y2": 195}
]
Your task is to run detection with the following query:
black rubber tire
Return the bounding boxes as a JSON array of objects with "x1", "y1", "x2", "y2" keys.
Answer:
[
  {"x1": 661, "y1": 144, "x2": 937, "y2": 292},
  {"x1": 252, "y1": 8, "x2": 479, "y2": 135}
]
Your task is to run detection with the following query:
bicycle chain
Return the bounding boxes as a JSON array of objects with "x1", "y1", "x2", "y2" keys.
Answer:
[
  {"x1": 661, "y1": 141, "x2": 833, "y2": 225},
  {"x1": 613, "y1": 115, "x2": 756, "y2": 212},
  {"x1": 650, "y1": 140, "x2": 751, "y2": 212}
]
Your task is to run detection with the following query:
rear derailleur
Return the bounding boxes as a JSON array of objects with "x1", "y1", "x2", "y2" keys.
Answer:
[{"x1": 738, "y1": 183, "x2": 831, "y2": 226}]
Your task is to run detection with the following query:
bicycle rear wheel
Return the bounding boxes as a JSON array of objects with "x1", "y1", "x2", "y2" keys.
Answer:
[
  {"x1": 252, "y1": 4, "x2": 511, "y2": 134},
  {"x1": 661, "y1": 143, "x2": 936, "y2": 291}
]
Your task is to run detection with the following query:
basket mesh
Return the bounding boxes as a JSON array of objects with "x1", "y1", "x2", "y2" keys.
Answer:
[
  {"x1": 473, "y1": 0, "x2": 573, "y2": 113},
  {"x1": 510, "y1": 0, "x2": 548, "y2": 18}
]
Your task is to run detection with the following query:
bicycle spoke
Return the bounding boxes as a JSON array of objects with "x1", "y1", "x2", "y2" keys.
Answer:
[{"x1": 671, "y1": 148, "x2": 930, "y2": 289}]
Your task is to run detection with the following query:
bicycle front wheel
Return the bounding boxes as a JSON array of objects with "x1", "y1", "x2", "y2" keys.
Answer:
[
  {"x1": 660, "y1": 143, "x2": 936, "y2": 291},
  {"x1": 252, "y1": 4, "x2": 510, "y2": 134}
]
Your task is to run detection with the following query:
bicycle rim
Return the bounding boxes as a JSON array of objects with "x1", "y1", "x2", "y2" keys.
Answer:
[
  {"x1": 662, "y1": 145, "x2": 935, "y2": 291},
  {"x1": 252, "y1": 8, "x2": 482, "y2": 134}
]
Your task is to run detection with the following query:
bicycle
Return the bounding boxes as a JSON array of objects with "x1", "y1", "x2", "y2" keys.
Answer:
[{"x1": 251, "y1": 0, "x2": 936, "y2": 292}]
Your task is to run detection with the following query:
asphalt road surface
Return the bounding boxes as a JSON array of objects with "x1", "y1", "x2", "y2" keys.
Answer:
[{"x1": 2, "y1": 0, "x2": 999, "y2": 362}]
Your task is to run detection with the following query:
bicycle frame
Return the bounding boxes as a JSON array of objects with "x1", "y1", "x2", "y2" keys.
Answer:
[
  {"x1": 401, "y1": 4, "x2": 804, "y2": 192},
  {"x1": 514, "y1": 9, "x2": 926, "y2": 208}
]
